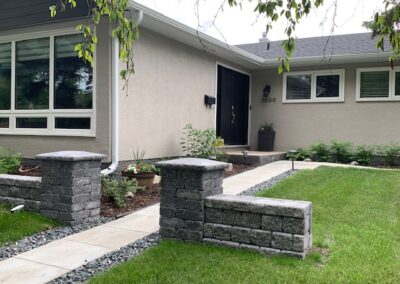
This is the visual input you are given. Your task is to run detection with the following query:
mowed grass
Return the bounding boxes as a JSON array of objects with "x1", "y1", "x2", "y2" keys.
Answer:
[
  {"x1": 90, "y1": 167, "x2": 400, "y2": 284},
  {"x1": 0, "y1": 204, "x2": 58, "y2": 246}
]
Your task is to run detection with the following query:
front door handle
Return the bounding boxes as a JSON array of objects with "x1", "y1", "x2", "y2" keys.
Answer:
[{"x1": 231, "y1": 105, "x2": 235, "y2": 124}]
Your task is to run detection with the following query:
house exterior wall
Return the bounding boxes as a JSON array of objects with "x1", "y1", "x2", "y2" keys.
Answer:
[
  {"x1": 250, "y1": 61, "x2": 400, "y2": 151},
  {"x1": 119, "y1": 28, "x2": 243, "y2": 160},
  {"x1": 0, "y1": 20, "x2": 111, "y2": 159}
]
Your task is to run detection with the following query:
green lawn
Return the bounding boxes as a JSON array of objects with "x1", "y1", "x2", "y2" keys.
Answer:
[
  {"x1": 0, "y1": 204, "x2": 58, "y2": 246},
  {"x1": 90, "y1": 167, "x2": 400, "y2": 284}
]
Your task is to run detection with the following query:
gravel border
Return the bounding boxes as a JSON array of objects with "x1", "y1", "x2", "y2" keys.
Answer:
[
  {"x1": 50, "y1": 233, "x2": 161, "y2": 284},
  {"x1": 239, "y1": 170, "x2": 298, "y2": 196},
  {"x1": 0, "y1": 216, "x2": 113, "y2": 261}
]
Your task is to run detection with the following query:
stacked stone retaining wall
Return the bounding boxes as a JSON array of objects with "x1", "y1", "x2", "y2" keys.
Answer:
[
  {"x1": 0, "y1": 175, "x2": 41, "y2": 211},
  {"x1": 157, "y1": 158, "x2": 313, "y2": 259},
  {"x1": 0, "y1": 151, "x2": 105, "y2": 226}
]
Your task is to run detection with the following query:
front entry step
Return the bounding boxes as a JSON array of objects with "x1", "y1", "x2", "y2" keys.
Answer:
[{"x1": 226, "y1": 150, "x2": 286, "y2": 165}]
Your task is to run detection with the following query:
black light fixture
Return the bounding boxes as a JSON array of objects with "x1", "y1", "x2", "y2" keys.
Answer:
[
  {"x1": 204, "y1": 95, "x2": 216, "y2": 108},
  {"x1": 263, "y1": 84, "x2": 271, "y2": 98},
  {"x1": 242, "y1": 150, "x2": 249, "y2": 167},
  {"x1": 288, "y1": 149, "x2": 297, "y2": 171}
]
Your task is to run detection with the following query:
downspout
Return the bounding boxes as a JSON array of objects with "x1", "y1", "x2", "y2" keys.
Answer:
[{"x1": 101, "y1": 9, "x2": 143, "y2": 176}]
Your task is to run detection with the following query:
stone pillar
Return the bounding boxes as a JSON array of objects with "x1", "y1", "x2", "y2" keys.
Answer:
[
  {"x1": 36, "y1": 151, "x2": 106, "y2": 226},
  {"x1": 156, "y1": 158, "x2": 228, "y2": 242}
]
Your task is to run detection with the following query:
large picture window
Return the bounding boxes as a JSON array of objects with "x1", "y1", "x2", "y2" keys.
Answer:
[
  {"x1": 356, "y1": 67, "x2": 400, "y2": 101},
  {"x1": 0, "y1": 30, "x2": 95, "y2": 136},
  {"x1": 283, "y1": 70, "x2": 345, "y2": 103}
]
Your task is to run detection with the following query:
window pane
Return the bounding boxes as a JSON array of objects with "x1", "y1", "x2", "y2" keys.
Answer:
[
  {"x1": 316, "y1": 75, "x2": 340, "y2": 98},
  {"x1": 54, "y1": 34, "x2": 93, "y2": 109},
  {"x1": 360, "y1": 71, "x2": 389, "y2": 98},
  {"x1": 55, "y1": 117, "x2": 90, "y2": 129},
  {"x1": 286, "y1": 75, "x2": 311, "y2": 100},
  {"x1": 16, "y1": 38, "x2": 49, "y2": 109},
  {"x1": 16, "y1": 117, "x2": 47, "y2": 128},
  {"x1": 0, "y1": 43, "x2": 11, "y2": 110},
  {"x1": 395, "y1": 72, "x2": 400, "y2": 97},
  {"x1": 0, "y1": 117, "x2": 9, "y2": 128}
]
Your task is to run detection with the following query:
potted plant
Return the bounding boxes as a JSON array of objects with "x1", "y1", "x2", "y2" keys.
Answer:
[
  {"x1": 122, "y1": 149, "x2": 156, "y2": 189},
  {"x1": 258, "y1": 122, "x2": 275, "y2": 151}
]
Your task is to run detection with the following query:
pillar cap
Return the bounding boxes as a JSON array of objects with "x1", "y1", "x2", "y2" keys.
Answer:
[
  {"x1": 156, "y1": 158, "x2": 228, "y2": 172},
  {"x1": 36, "y1": 151, "x2": 106, "y2": 162}
]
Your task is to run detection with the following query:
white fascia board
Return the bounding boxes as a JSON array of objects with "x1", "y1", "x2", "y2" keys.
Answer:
[{"x1": 129, "y1": 1, "x2": 391, "y2": 71}]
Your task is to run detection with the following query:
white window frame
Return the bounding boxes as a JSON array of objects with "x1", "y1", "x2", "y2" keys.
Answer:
[
  {"x1": 356, "y1": 67, "x2": 400, "y2": 102},
  {"x1": 282, "y1": 69, "x2": 345, "y2": 103},
  {"x1": 0, "y1": 28, "x2": 96, "y2": 137}
]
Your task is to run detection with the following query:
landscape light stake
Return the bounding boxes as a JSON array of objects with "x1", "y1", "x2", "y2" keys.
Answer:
[
  {"x1": 288, "y1": 150, "x2": 297, "y2": 171},
  {"x1": 242, "y1": 150, "x2": 248, "y2": 168}
]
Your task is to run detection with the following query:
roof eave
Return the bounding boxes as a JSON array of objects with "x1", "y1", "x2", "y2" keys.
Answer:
[{"x1": 129, "y1": 1, "x2": 391, "y2": 71}]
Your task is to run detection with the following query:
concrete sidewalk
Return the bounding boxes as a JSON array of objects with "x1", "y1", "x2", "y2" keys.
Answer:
[{"x1": 0, "y1": 160, "x2": 339, "y2": 284}]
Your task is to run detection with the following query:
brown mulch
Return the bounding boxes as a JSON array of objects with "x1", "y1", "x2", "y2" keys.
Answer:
[
  {"x1": 12, "y1": 165, "x2": 42, "y2": 177},
  {"x1": 101, "y1": 183, "x2": 161, "y2": 218},
  {"x1": 224, "y1": 163, "x2": 257, "y2": 178}
]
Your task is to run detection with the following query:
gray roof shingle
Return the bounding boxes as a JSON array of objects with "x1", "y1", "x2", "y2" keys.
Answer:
[{"x1": 236, "y1": 33, "x2": 389, "y2": 59}]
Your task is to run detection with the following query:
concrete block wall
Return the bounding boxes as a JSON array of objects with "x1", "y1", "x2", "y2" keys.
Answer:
[
  {"x1": 156, "y1": 158, "x2": 226, "y2": 242},
  {"x1": 0, "y1": 151, "x2": 105, "y2": 226},
  {"x1": 157, "y1": 158, "x2": 313, "y2": 259},
  {"x1": 204, "y1": 195, "x2": 312, "y2": 258},
  {"x1": 0, "y1": 175, "x2": 41, "y2": 211}
]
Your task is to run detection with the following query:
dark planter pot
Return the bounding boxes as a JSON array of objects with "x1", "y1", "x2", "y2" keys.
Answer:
[
  {"x1": 258, "y1": 130, "x2": 275, "y2": 151},
  {"x1": 121, "y1": 171, "x2": 155, "y2": 189}
]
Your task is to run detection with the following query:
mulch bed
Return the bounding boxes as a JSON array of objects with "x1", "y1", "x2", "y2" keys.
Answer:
[
  {"x1": 224, "y1": 163, "x2": 257, "y2": 178},
  {"x1": 11, "y1": 165, "x2": 42, "y2": 177},
  {"x1": 101, "y1": 184, "x2": 161, "y2": 218}
]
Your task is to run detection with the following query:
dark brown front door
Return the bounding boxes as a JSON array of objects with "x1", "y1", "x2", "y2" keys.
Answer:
[{"x1": 216, "y1": 65, "x2": 250, "y2": 145}]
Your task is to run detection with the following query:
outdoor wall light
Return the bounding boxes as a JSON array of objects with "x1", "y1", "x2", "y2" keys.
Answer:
[
  {"x1": 288, "y1": 149, "x2": 297, "y2": 171},
  {"x1": 263, "y1": 84, "x2": 271, "y2": 98},
  {"x1": 204, "y1": 95, "x2": 216, "y2": 108}
]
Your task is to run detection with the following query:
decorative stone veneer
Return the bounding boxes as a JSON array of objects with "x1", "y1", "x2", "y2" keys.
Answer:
[
  {"x1": 0, "y1": 151, "x2": 105, "y2": 226},
  {"x1": 157, "y1": 158, "x2": 312, "y2": 259},
  {"x1": 204, "y1": 195, "x2": 312, "y2": 258},
  {"x1": 0, "y1": 175, "x2": 41, "y2": 211},
  {"x1": 156, "y1": 158, "x2": 227, "y2": 242},
  {"x1": 36, "y1": 151, "x2": 105, "y2": 226}
]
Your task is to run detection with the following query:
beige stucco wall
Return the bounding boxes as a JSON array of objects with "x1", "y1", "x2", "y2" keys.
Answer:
[
  {"x1": 119, "y1": 28, "x2": 240, "y2": 160},
  {"x1": 0, "y1": 20, "x2": 111, "y2": 159},
  {"x1": 250, "y1": 61, "x2": 400, "y2": 151}
]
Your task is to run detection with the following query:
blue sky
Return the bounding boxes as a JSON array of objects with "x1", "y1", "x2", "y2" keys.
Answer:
[{"x1": 136, "y1": 0, "x2": 383, "y2": 44}]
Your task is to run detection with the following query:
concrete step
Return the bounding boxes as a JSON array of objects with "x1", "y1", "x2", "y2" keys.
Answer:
[{"x1": 226, "y1": 150, "x2": 286, "y2": 165}]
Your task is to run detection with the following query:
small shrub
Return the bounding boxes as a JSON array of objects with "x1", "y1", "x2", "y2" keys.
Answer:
[
  {"x1": 352, "y1": 145, "x2": 375, "y2": 166},
  {"x1": 376, "y1": 143, "x2": 400, "y2": 167},
  {"x1": 0, "y1": 147, "x2": 21, "y2": 174},
  {"x1": 181, "y1": 123, "x2": 227, "y2": 162},
  {"x1": 309, "y1": 143, "x2": 330, "y2": 162},
  {"x1": 102, "y1": 177, "x2": 141, "y2": 208},
  {"x1": 329, "y1": 140, "x2": 353, "y2": 163},
  {"x1": 285, "y1": 148, "x2": 310, "y2": 161}
]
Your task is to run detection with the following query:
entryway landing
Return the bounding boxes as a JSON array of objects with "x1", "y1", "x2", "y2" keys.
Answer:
[{"x1": 225, "y1": 149, "x2": 286, "y2": 165}]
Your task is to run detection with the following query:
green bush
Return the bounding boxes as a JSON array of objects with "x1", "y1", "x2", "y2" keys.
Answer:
[
  {"x1": 309, "y1": 143, "x2": 330, "y2": 162},
  {"x1": 0, "y1": 147, "x2": 22, "y2": 174},
  {"x1": 330, "y1": 140, "x2": 353, "y2": 163},
  {"x1": 102, "y1": 177, "x2": 141, "y2": 208},
  {"x1": 285, "y1": 148, "x2": 310, "y2": 161},
  {"x1": 180, "y1": 123, "x2": 227, "y2": 162},
  {"x1": 352, "y1": 145, "x2": 375, "y2": 166},
  {"x1": 376, "y1": 143, "x2": 400, "y2": 167}
]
